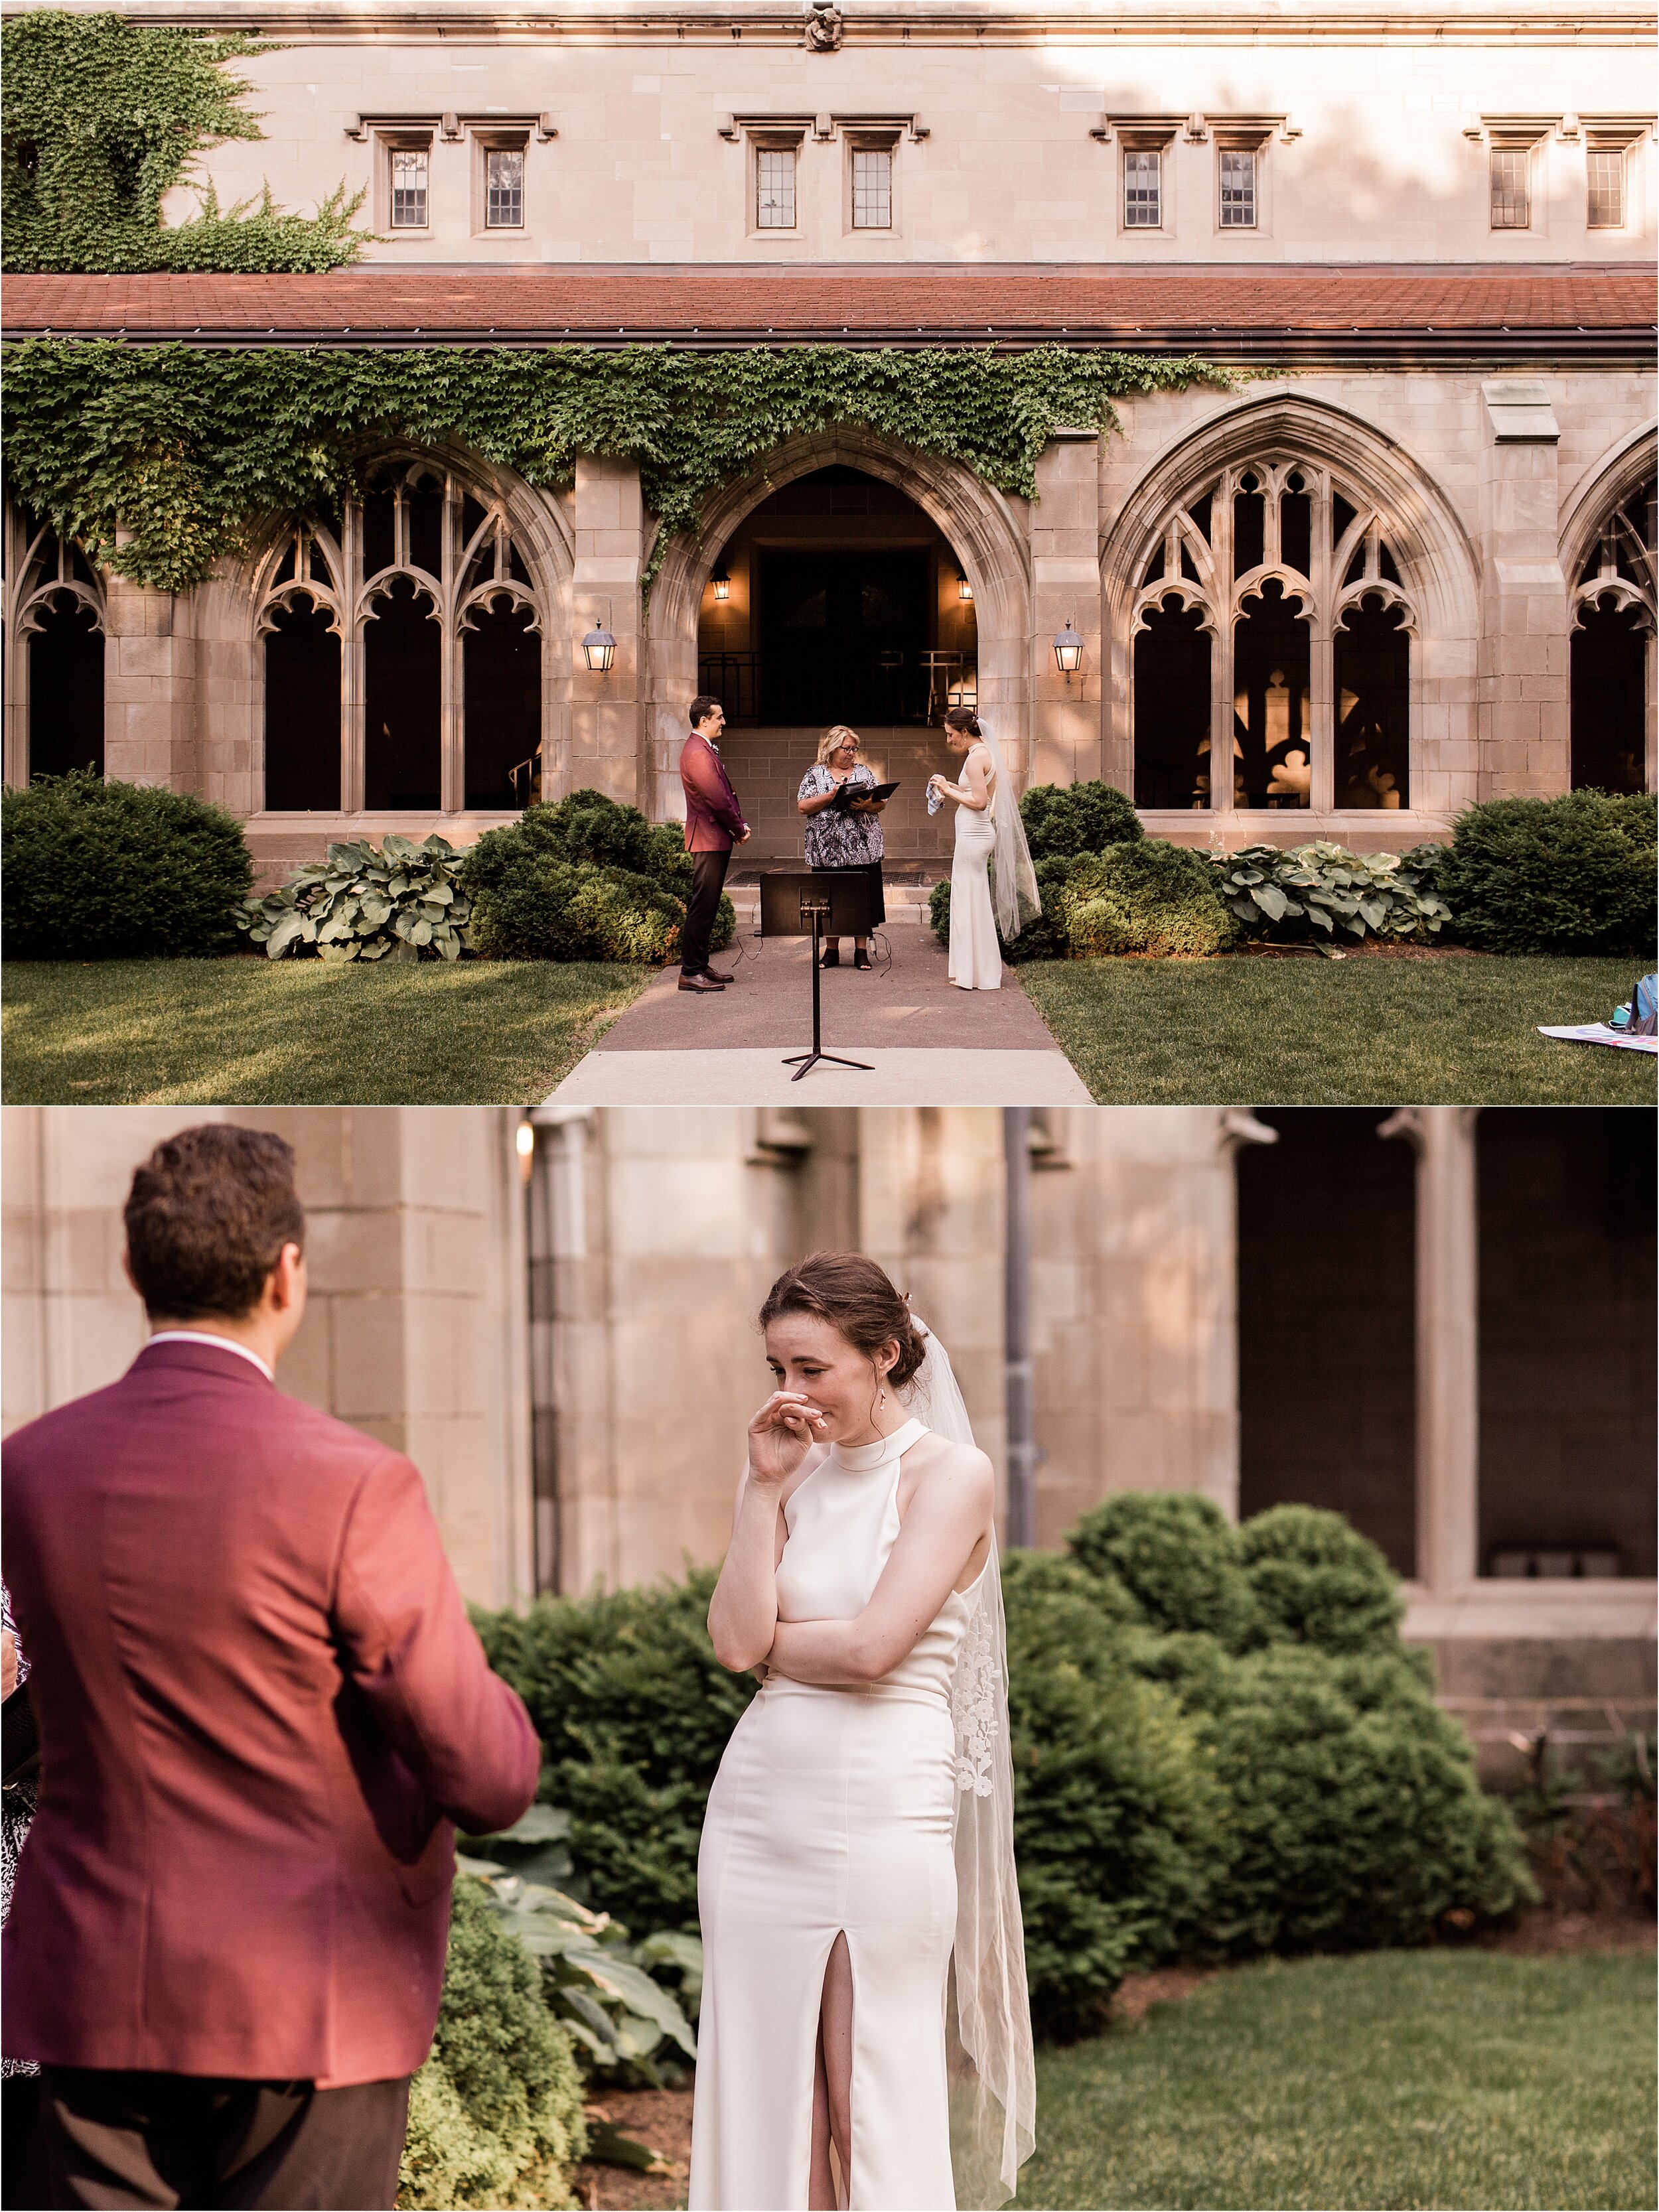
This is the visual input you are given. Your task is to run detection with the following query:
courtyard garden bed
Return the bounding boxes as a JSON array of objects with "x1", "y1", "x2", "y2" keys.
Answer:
[{"x1": 0, "y1": 958, "x2": 649, "y2": 1105}]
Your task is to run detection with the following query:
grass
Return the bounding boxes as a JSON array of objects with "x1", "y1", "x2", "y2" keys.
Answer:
[
  {"x1": 1017, "y1": 955, "x2": 1658, "y2": 1103},
  {"x1": 1013, "y1": 1949, "x2": 1656, "y2": 2212},
  {"x1": 1, "y1": 958, "x2": 652, "y2": 1104}
]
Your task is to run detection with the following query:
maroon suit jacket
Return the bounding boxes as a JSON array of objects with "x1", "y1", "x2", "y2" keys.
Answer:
[
  {"x1": 679, "y1": 732, "x2": 748, "y2": 853},
  {"x1": 1, "y1": 1339, "x2": 540, "y2": 2086}
]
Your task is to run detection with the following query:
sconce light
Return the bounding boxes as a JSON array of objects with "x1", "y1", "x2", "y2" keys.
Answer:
[
  {"x1": 1052, "y1": 620, "x2": 1084, "y2": 678},
  {"x1": 956, "y1": 569, "x2": 973, "y2": 603},
  {"x1": 711, "y1": 565, "x2": 731, "y2": 602},
  {"x1": 581, "y1": 624, "x2": 617, "y2": 673}
]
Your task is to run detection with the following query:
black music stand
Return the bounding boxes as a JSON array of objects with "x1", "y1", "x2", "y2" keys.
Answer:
[{"x1": 758, "y1": 872, "x2": 876, "y2": 1083}]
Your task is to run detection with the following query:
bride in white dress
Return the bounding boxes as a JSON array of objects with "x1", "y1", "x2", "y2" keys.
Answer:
[
  {"x1": 690, "y1": 1253, "x2": 1035, "y2": 2212},
  {"x1": 928, "y1": 709, "x2": 1041, "y2": 992}
]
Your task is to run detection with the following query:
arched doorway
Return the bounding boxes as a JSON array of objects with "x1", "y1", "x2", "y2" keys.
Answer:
[{"x1": 695, "y1": 464, "x2": 978, "y2": 864}]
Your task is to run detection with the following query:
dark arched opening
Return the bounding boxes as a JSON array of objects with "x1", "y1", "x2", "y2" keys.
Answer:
[
  {"x1": 465, "y1": 598, "x2": 541, "y2": 809},
  {"x1": 364, "y1": 575, "x2": 441, "y2": 811},
  {"x1": 1333, "y1": 593, "x2": 1410, "y2": 810},
  {"x1": 1133, "y1": 596, "x2": 1212, "y2": 809},
  {"x1": 1232, "y1": 578, "x2": 1311, "y2": 810},
  {"x1": 29, "y1": 594, "x2": 104, "y2": 780},
  {"x1": 263, "y1": 598, "x2": 341, "y2": 810},
  {"x1": 1571, "y1": 596, "x2": 1648, "y2": 794}
]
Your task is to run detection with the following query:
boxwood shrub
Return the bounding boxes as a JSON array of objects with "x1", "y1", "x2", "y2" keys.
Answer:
[
  {"x1": 1061, "y1": 839, "x2": 1238, "y2": 958},
  {"x1": 1438, "y1": 790, "x2": 1657, "y2": 955},
  {"x1": 461, "y1": 791, "x2": 733, "y2": 965},
  {"x1": 2, "y1": 770, "x2": 252, "y2": 959},
  {"x1": 476, "y1": 1494, "x2": 1533, "y2": 2045},
  {"x1": 398, "y1": 1877, "x2": 586, "y2": 2211},
  {"x1": 1020, "y1": 779, "x2": 1143, "y2": 861}
]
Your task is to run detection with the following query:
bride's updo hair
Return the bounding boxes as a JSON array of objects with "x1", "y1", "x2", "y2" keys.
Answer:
[
  {"x1": 942, "y1": 706, "x2": 982, "y2": 740},
  {"x1": 758, "y1": 1251, "x2": 928, "y2": 1388}
]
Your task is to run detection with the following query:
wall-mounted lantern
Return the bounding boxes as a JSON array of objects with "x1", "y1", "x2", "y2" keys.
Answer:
[
  {"x1": 1052, "y1": 620, "x2": 1084, "y2": 678},
  {"x1": 711, "y1": 565, "x2": 731, "y2": 602},
  {"x1": 956, "y1": 569, "x2": 974, "y2": 602},
  {"x1": 581, "y1": 624, "x2": 617, "y2": 673}
]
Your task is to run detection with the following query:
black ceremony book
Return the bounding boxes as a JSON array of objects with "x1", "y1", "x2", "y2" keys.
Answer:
[
  {"x1": 3, "y1": 1681, "x2": 39, "y2": 1790},
  {"x1": 830, "y1": 778, "x2": 900, "y2": 812}
]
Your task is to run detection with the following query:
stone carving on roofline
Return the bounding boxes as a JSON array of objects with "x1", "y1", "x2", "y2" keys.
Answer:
[{"x1": 804, "y1": 3, "x2": 845, "y2": 52}]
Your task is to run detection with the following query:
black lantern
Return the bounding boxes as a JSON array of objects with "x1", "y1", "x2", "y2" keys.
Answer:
[
  {"x1": 711, "y1": 565, "x2": 731, "y2": 602},
  {"x1": 581, "y1": 624, "x2": 617, "y2": 673}
]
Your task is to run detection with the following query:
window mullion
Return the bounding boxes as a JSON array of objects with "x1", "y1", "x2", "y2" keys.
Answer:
[
  {"x1": 1214, "y1": 481, "x2": 1236, "y2": 816},
  {"x1": 1311, "y1": 478, "x2": 1336, "y2": 815},
  {"x1": 441, "y1": 477, "x2": 463, "y2": 814},
  {"x1": 343, "y1": 500, "x2": 365, "y2": 813}
]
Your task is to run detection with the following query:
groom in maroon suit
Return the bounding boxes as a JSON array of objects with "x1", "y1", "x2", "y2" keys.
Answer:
[
  {"x1": 678, "y1": 693, "x2": 750, "y2": 993},
  {"x1": 1, "y1": 1125, "x2": 540, "y2": 2209}
]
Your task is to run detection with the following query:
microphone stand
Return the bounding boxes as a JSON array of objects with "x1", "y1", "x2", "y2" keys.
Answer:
[{"x1": 782, "y1": 892, "x2": 873, "y2": 1083}]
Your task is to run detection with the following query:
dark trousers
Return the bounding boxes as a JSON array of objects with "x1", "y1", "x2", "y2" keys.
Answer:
[
  {"x1": 38, "y1": 2067, "x2": 410, "y2": 2211},
  {"x1": 4, "y1": 2070, "x2": 51, "y2": 2209},
  {"x1": 681, "y1": 847, "x2": 730, "y2": 977}
]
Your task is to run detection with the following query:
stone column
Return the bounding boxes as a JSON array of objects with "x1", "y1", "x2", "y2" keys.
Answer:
[
  {"x1": 1030, "y1": 431, "x2": 1104, "y2": 790},
  {"x1": 1381, "y1": 1106, "x2": 1480, "y2": 1590},
  {"x1": 569, "y1": 456, "x2": 647, "y2": 807},
  {"x1": 1476, "y1": 381, "x2": 1569, "y2": 798},
  {"x1": 102, "y1": 565, "x2": 199, "y2": 792}
]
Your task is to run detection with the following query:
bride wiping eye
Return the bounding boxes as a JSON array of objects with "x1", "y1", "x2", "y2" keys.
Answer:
[{"x1": 693, "y1": 1251, "x2": 1035, "y2": 2212}]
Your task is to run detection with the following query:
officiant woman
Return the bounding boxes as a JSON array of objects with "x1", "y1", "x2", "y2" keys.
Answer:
[{"x1": 796, "y1": 726, "x2": 887, "y2": 970}]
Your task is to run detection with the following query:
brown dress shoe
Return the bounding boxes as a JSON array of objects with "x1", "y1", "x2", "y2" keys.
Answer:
[
  {"x1": 702, "y1": 967, "x2": 737, "y2": 984},
  {"x1": 678, "y1": 971, "x2": 725, "y2": 993}
]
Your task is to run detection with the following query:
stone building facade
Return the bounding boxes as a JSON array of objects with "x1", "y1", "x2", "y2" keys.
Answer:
[
  {"x1": 5, "y1": 1103, "x2": 1653, "y2": 1777},
  {"x1": 4, "y1": 0, "x2": 1654, "y2": 873}
]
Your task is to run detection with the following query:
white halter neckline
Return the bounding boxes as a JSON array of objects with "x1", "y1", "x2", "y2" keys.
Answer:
[{"x1": 828, "y1": 1415, "x2": 927, "y2": 1474}]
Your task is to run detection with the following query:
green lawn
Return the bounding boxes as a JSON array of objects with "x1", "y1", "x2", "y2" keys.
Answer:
[
  {"x1": 1013, "y1": 1950, "x2": 1656, "y2": 2212},
  {"x1": 1019, "y1": 955, "x2": 1658, "y2": 1103},
  {"x1": 1, "y1": 959, "x2": 650, "y2": 1104}
]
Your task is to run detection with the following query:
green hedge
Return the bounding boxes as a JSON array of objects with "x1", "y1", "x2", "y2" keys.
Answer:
[
  {"x1": 1, "y1": 771, "x2": 252, "y2": 959},
  {"x1": 1439, "y1": 791, "x2": 1656, "y2": 957},
  {"x1": 461, "y1": 792, "x2": 734, "y2": 965},
  {"x1": 398, "y1": 1878, "x2": 587, "y2": 2211},
  {"x1": 476, "y1": 1495, "x2": 1532, "y2": 2045},
  {"x1": 1020, "y1": 780, "x2": 1144, "y2": 862},
  {"x1": 1062, "y1": 840, "x2": 1238, "y2": 958}
]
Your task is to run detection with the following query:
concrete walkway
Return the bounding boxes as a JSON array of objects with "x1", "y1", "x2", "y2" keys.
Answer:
[{"x1": 546, "y1": 913, "x2": 1091, "y2": 1104}]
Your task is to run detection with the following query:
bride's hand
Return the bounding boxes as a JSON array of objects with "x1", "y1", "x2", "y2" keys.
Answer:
[{"x1": 747, "y1": 1390, "x2": 828, "y2": 1486}]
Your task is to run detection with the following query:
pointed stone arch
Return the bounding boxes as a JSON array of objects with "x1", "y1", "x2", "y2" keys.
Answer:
[
  {"x1": 1102, "y1": 390, "x2": 1480, "y2": 833},
  {"x1": 643, "y1": 427, "x2": 1033, "y2": 823}
]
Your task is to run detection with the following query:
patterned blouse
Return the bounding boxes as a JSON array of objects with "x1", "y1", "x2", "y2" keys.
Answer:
[
  {"x1": 798, "y1": 762, "x2": 885, "y2": 868},
  {"x1": 2, "y1": 1580, "x2": 36, "y2": 2077}
]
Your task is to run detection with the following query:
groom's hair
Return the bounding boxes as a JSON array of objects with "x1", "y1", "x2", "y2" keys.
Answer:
[
  {"x1": 689, "y1": 695, "x2": 721, "y2": 730},
  {"x1": 758, "y1": 1251, "x2": 928, "y2": 1387},
  {"x1": 124, "y1": 1125, "x2": 305, "y2": 1322}
]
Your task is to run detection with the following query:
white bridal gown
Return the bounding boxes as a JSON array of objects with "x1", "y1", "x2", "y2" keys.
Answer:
[
  {"x1": 947, "y1": 753, "x2": 1001, "y2": 991},
  {"x1": 691, "y1": 1416, "x2": 983, "y2": 2212}
]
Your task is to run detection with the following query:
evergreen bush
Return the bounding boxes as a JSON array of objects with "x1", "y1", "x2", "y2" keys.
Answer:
[
  {"x1": 398, "y1": 1878, "x2": 586, "y2": 2212},
  {"x1": 1061, "y1": 839, "x2": 1238, "y2": 958},
  {"x1": 461, "y1": 793, "x2": 733, "y2": 965},
  {"x1": 2, "y1": 770, "x2": 252, "y2": 959},
  {"x1": 1020, "y1": 779, "x2": 1144, "y2": 861},
  {"x1": 473, "y1": 1497, "x2": 1534, "y2": 2047},
  {"x1": 1439, "y1": 790, "x2": 1657, "y2": 955}
]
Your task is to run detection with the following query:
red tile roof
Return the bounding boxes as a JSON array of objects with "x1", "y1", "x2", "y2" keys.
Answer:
[{"x1": 5, "y1": 263, "x2": 1653, "y2": 361}]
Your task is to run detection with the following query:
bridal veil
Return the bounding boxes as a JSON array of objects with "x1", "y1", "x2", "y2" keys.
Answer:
[
  {"x1": 978, "y1": 718, "x2": 1041, "y2": 947},
  {"x1": 906, "y1": 1320, "x2": 1037, "y2": 2210}
]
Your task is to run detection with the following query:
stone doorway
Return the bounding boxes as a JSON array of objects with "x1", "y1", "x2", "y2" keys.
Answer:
[{"x1": 695, "y1": 464, "x2": 977, "y2": 868}]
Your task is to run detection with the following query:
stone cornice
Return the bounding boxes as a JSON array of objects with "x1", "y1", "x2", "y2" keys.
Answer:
[{"x1": 0, "y1": 0, "x2": 1652, "y2": 44}]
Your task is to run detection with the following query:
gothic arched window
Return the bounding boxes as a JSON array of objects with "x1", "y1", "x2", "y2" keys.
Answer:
[
  {"x1": 1569, "y1": 475, "x2": 1654, "y2": 795},
  {"x1": 1131, "y1": 460, "x2": 1415, "y2": 815},
  {"x1": 253, "y1": 458, "x2": 545, "y2": 815},
  {"x1": 7, "y1": 512, "x2": 106, "y2": 781}
]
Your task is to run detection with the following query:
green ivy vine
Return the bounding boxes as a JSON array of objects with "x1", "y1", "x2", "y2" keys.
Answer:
[
  {"x1": 1, "y1": 11, "x2": 368, "y2": 275},
  {"x1": 2, "y1": 340, "x2": 1234, "y2": 594}
]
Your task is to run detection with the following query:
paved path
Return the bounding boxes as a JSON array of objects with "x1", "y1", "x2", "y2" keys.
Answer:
[{"x1": 547, "y1": 916, "x2": 1091, "y2": 1103}]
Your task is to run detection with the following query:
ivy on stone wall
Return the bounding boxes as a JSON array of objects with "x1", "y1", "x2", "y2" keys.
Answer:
[
  {"x1": 1, "y1": 339, "x2": 1234, "y2": 594},
  {"x1": 1, "y1": 11, "x2": 369, "y2": 275}
]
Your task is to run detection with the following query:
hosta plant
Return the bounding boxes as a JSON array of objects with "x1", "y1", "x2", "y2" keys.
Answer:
[
  {"x1": 461, "y1": 1808, "x2": 701, "y2": 2089},
  {"x1": 237, "y1": 834, "x2": 473, "y2": 961},
  {"x1": 1212, "y1": 841, "x2": 1449, "y2": 945}
]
